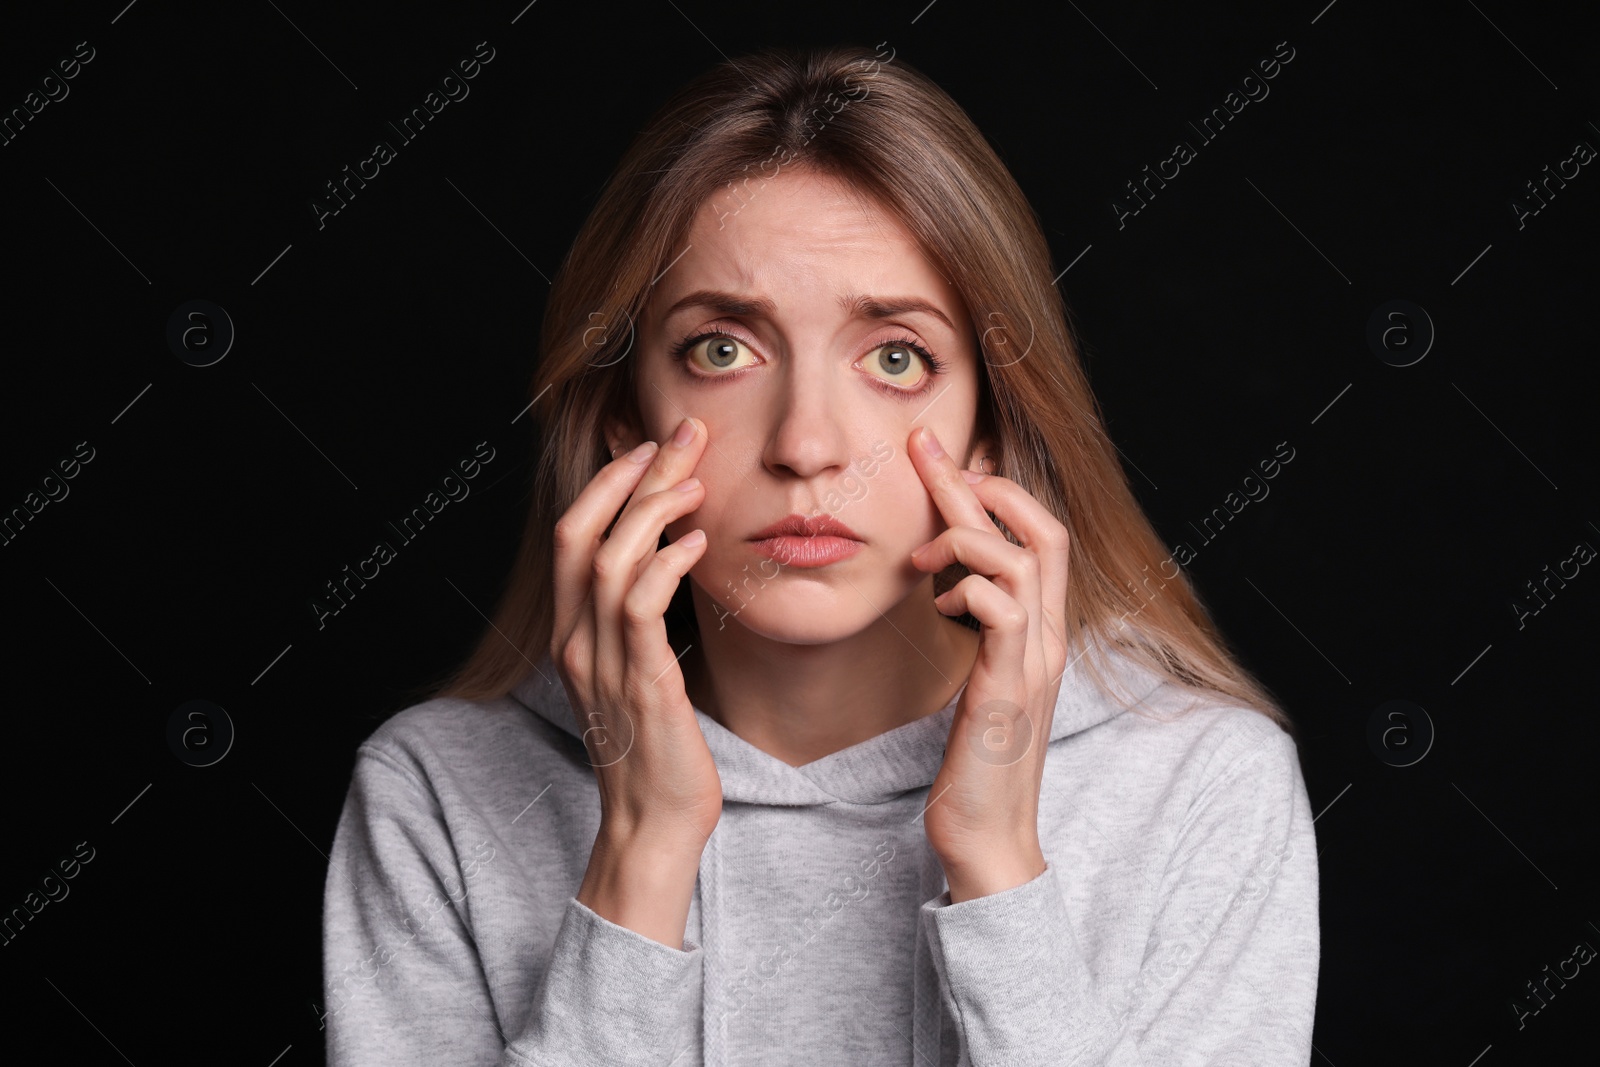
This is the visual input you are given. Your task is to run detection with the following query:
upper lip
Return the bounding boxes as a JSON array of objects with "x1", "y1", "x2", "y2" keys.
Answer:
[{"x1": 748, "y1": 513, "x2": 863, "y2": 541}]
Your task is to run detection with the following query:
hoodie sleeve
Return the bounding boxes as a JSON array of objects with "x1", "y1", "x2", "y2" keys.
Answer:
[
  {"x1": 322, "y1": 742, "x2": 704, "y2": 1067},
  {"x1": 918, "y1": 724, "x2": 1320, "y2": 1066}
]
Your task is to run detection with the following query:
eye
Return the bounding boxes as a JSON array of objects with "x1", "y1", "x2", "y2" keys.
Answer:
[
  {"x1": 858, "y1": 336, "x2": 942, "y2": 391},
  {"x1": 670, "y1": 331, "x2": 760, "y2": 374},
  {"x1": 668, "y1": 328, "x2": 948, "y2": 398}
]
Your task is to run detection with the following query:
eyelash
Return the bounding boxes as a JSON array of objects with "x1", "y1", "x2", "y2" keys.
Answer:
[{"x1": 667, "y1": 328, "x2": 948, "y2": 400}]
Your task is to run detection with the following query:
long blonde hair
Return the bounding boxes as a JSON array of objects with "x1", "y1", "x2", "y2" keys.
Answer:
[{"x1": 422, "y1": 43, "x2": 1294, "y2": 738}]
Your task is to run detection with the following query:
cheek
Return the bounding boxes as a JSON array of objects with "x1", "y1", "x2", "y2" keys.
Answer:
[
  {"x1": 663, "y1": 475, "x2": 728, "y2": 543},
  {"x1": 876, "y1": 473, "x2": 943, "y2": 543}
]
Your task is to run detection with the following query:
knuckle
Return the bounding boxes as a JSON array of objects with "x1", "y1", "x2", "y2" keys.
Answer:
[
  {"x1": 620, "y1": 591, "x2": 655, "y2": 629},
  {"x1": 558, "y1": 640, "x2": 584, "y2": 678},
  {"x1": 552, "y1": 517, "x2": 585, "y2": 553},
  {"x1": 655, "y1": 482, "x2": 697, "y2": 506}
]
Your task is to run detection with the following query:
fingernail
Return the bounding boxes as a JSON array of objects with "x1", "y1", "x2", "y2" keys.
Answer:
[
  {"x1": 919, "y1": 426, "x2": 944, "y2": 457},
  {"x1": 628, "y1": 440, "x2": 658, "y2": 463},
  {"x1": 961, "y1": 469, "x2": 985, "y2": 483},
  {"x1": 681, "y1": 529, "x2": 706, "y2": 548},
  {"x1": 674, "y1": 477, "x2": 701, "y2": 492},
  {"x1": 672, "y1": 418, "x2": 697, "y2": 448}
]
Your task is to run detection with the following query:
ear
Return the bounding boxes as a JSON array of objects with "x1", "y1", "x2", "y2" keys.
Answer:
[
  {"x1": 603, "y1": 414, "x2": 644, "y2": 458},
  {"x1": 966, "y1": 430, "x2": 1001, "y2": 474}
]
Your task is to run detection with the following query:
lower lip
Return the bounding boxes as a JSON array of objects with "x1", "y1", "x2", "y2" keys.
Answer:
[{"x1": 749, "y1": 535, "x2": 864, "y2": 567}]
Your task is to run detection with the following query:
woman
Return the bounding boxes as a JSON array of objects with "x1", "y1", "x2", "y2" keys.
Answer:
[{"x1": 321, "y1": 43, "x2": 1320, "y2": 1066}]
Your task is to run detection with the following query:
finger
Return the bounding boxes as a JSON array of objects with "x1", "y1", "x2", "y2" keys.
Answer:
[
  {"x1": 949, "y1": 472, "x2": 1071, "y2": 644},
  {"x1": 934, "y1": 574, "x2": 1030, "y2": 673},
  {"x1": 586, "y1": 415, "x2": 705, "y2": 623},
  {"x1": 909, "y1": 425, "x2": 999, "y2": 535},
  {"x1": 913, "y1": 526, "x2": 1042, "y2": 646},
  {"x1": 550, "y1": 414, "x2": 704, "y2": 650},
  {"x1": 592, "y1": 479, "x2": 706, "y2": 695},
  {"x1": 552, "y1": 440, "x2": 660, "y2": 653},
  {"x1": 620, "y1": 529, "x2": 708, "y2": 700},
  {"x1": 615, "y1": 416, "x2": 708, "y2": 530},
  {"x1": 910, "y1": 525, "x2": 1034, "y2": 587},
  {"x1": 565, "y1": 594, "x2": 597, "y2": 695}
]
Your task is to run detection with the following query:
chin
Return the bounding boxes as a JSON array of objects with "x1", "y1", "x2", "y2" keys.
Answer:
[
  {"x1": 694, "y1": 577, "x2": 883, "y2": 643},
  {"x1": 715, "y1": 609, "x2": 876, "y2": 645}
]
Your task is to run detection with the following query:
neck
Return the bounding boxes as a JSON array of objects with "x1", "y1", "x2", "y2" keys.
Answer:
[{"x1": 679, "y1": 577, "x2": 981, "y2": 767}]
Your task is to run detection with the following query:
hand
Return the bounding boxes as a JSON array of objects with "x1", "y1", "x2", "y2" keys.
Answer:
[
  {"x1": 906, "y1": 425, "x2": 1071, "y2": 903},
  {"x1": 551, "y1": 415, "x2": 722, "y2": 864}
]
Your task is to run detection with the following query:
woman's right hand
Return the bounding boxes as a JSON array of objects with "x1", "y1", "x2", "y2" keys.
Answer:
[{"x1": 551, "y1": 415, "x2": 721, "y2": 889}]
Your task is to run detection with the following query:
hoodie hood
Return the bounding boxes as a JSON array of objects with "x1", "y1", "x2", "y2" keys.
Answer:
[
  {"x1": 513, "y1": 631, "x2": 1166, "y2": 804},
  {"x1": 509, "y1": 632, "x2": 1168, "y2": 1066}
]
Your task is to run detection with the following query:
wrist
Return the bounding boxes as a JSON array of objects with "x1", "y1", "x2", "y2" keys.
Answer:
[
  {"x1": 593, "y1": 817, "x2": 709, "y2": 873},
  {"x1": 578, "y1": 825, "x2": 704, "y2": 947},
  {"x1": 941, "y1": 845, "x2": 1047, "y2": 904}
]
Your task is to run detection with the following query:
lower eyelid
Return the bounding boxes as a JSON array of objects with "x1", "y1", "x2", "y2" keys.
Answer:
[{"x1": 866, "y1": 372, "x2": 937, "y2": 401}]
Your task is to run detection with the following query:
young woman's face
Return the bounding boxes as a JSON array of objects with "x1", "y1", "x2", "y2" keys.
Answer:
[{"x1": 623, "y1": 167, "x2": 990, "y2": 643}]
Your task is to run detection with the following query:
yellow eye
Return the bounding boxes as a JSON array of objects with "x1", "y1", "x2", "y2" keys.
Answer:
[
  {"x1": 678, "y1": 333, "x2": 759, "y2": 373},
  {"x1": 858, "y1": 341, "x2": 931, "y2": 389}
]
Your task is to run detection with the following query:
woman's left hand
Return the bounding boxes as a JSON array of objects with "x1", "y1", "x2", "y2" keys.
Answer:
[{"x1": 907, "y1": 425, "x2": 1071, "y2": 903}]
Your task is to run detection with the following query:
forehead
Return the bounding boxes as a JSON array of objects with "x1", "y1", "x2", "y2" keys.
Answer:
[{"x1": 653, "y1": 169, "x2": 966, "y2": 322}]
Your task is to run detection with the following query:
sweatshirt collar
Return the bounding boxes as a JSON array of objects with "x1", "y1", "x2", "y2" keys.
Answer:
[{"x1": 509, "y1": 632, "x2": 1166, "y2": 807}]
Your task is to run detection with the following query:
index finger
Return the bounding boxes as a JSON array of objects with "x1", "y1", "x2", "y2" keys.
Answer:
[
  {"x1": 551, "y1": 439, "x2": 660, "y2": 645},
  {"x1": 908, "y1": 425, "x2": 999, "y2": 535}
]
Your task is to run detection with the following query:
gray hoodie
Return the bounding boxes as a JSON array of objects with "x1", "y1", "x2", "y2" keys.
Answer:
[{"x1": 321, "y1": 635, "x2": 1320, "y2": 1065}]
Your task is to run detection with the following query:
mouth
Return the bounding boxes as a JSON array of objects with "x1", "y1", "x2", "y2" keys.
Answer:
[
  {"x1": 747, "y1": 513, "x2": 863, "y2": 541},
  {"x1": 747, "y1": 513, "x2": 864, "y2": 568}
]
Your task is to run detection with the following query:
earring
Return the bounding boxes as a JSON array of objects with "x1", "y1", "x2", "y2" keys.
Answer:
[{"x1": 976, "y1": 455, "x2": 992, "y2": 475}]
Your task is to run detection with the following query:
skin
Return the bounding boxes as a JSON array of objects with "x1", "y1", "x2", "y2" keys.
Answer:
[
  {"x1": 607, "y1": 166, "x2": 989, "y2": 764},
  {"x1": 603, "y1": 167, "x2": 1071, "y2": 902}
]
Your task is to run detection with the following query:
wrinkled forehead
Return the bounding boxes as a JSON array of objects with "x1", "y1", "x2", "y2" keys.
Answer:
[{"x1": 647, "y1": 173, "x2": 970, "y2": 334}]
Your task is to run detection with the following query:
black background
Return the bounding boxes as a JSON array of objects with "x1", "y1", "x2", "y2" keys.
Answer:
[{"x1": 2, "y1": 1, "x2": 1596, "y2": 1063}]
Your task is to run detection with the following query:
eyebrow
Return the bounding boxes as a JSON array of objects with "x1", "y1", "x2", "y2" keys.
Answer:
[{"x1": 659, "y1": 289, "x2": 956, "y2": 333}]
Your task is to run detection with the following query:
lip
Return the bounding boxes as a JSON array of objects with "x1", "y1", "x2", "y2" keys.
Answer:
[
  {"x1": 747, "y1": 513, "x2": 864, "y2": 541},
  {"x1": 749, "y1": 535, "x2": 864, "y2": 568}
]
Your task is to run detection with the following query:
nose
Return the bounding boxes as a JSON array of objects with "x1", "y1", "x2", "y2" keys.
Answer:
[{"x1": 761, "y1": 358, "x2": 854, "y2": 480}]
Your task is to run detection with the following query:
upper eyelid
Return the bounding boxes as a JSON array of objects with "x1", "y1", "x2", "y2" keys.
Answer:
[{"x1": 677, "y1": 322, "x2": 934, "y2": 361}]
